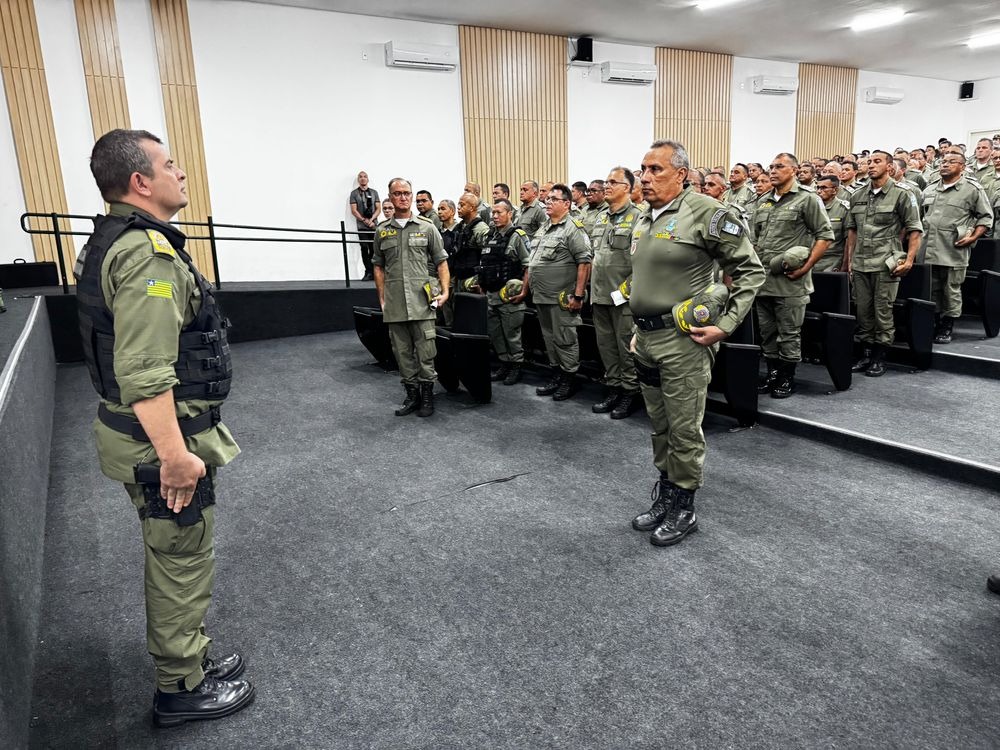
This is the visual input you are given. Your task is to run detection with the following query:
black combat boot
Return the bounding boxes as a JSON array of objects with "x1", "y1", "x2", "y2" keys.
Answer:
[
  {"x1": 536, "y1": 370, "x2": 562, "y2": 396},
  {"x1": 491, "y1": 363, "x2": 511, "y2": 382},
  {"x1": 770, "y1": 362, "x2": 796, "y2": 399},
  {"x1": 503, "y1": 364, "x2": 522, "y2": 385},
  {"x1": 417, "y1": 381, "x2": 435, "y2": 417},
  {"x1": 592, "y1": 386, "x2": 620, "y2": 414},
  {"x1": 757, "y1": 358, "x2": 780, "y2": 393},
  {"x1": 152, "y1": 676, "x2": 255, "y2": 728},
  {"x1": 394, "y1": 384, "x2": 420, "y2": 416},
  {"x1": 632, "y1": 475, "x2": 673, "y2": 531},
  {"x1": 610, "y1": 391, "x2": 641, "y2": 419},
  {"x1": 988, "y1": 574, "x2": 1000, "y2": 595},
  {"x1": 934, "y1": 317, "x2": 954, "y2": 344},
  {"x1": 650, "y1": 484, "x2": 698, "y2": 547},
  {"x1": 851, "y1": 346, "x2": 873, "y2": 372},
  {"x1": 202, "y1": 653, "x2": 245, "y2": 681},
  {"x1": 552, "y1": 371, "x2": 578, "y2": 401},
  {"x1": 865, "y1": 344, "x2": 886, "y2": 377}
]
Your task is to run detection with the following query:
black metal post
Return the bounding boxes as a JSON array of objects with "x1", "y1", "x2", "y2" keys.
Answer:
[
  {"x1": 51, "y1": 212, "x2": 69, "y2": 294},
  {"x1": 340, "y1": 220, "x2": 351, "y2": 289},
  {"x1": 207, "y1": 215, "x2": 221, "y2": 289}
]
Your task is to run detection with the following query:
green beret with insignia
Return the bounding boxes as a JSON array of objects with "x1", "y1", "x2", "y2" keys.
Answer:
[{"x1": 769, "y1": 245, "x2": 811, "y2": 274}]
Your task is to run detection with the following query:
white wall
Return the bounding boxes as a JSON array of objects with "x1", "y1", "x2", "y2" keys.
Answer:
[
  {"x1": 0, "y1": 76, "x2": 33, "y2": 263},
  {"x1": 960, "y1": 76, "x2": 1000, "y2": 143},
  {"x1": 116, "y1": 0, "x2": 168, "y2": 140},
  {"x1": 567, "y1": 41, "x2": 655, "y2": 182},
  {"x1": 188, "y1": 0, "x2": 466, "y2": 282},
  {"x1": 730, "y1": 57, "x2": 799, "y2": 166},
  {"x1": 854, "y1": 70, "x2": 962, "y2": 152}
]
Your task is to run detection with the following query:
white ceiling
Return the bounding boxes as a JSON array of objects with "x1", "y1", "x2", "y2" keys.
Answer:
[{"x1": 246, "y1": 0, "x2": 1000, "y2": 82}]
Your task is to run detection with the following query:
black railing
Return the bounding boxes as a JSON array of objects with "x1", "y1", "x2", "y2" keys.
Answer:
[{"x1": 19, "y1": 212, "x2": 369, "y2": 293}]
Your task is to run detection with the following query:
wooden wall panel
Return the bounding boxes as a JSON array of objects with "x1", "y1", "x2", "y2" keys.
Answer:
[
  {"x1": 654, "y1": 48, "x2": 732, "y2": 168},
  {"x1": 459, "y1": 26, "x2": 567, "y2": 192},
  {"x1": 795, "y1": 63, "x2": 858, "y2": 161},
  {"x1": 150, "y1": 0, "x2": 214, "y2": 280},
  {"x1": 0, "y1": 0, "x2": 76, "y2": 267},
  {"x1": 75, "y1": 0, "x2": 130, "y2": 138}
]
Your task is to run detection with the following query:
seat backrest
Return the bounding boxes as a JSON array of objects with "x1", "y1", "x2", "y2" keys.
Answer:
[
  {"x1": 727, "y1": 312, "x2": 755, "y2": 345},
  {"x1": 807, "y1": 271, "x2": 850, "y2": 314},
  {"x1": 968, "y1": 239, "x2": 1000, "y2": 273},
  {"x1": 898, "y1": 263, "x2": 931, "y2": 300},
  {"x1": 451, "y1": 292, "x2": 488, "y2": 335}
]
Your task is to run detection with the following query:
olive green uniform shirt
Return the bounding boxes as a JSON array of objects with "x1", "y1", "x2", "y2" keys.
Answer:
[
  {"x1": 845, "y1": 179, "x2": 923, "y2": 272},
  {"x1": 589, "y1": 201, "x2": 642, "y2": 305},
  {"x1": 517, "y1": 200, "x2": 546, "y2": 236},
  {"x1": 94, "y1": 203, "x2": 239, "y2": 483},
  {"x1": 722, "y1": 183, "x2": 755, "y2": 208},
  {"x1": 582, "y1": 201, "x2": 609, "y2": 233},
  {"x1": 372, "y1": 215, "x2": 447, "y2": 322},
  {"x1": 920, "y1": 178, "x2": 994, "y2": 267},
  {"x1": 752, "y1": 181, "x2": 835, "y2": 297},
  {"x1": 822, "y1": 196, "x2": 851, "y2": 268},
  {"x1": 630, "y1": 187, "x2": 764, "y2": 335},
  {"x1": 527, "y1": 216, "x2": 593, "y2": 304},
  {"x1": 419, "y1": 208, "x2": 443, "y2": 231}
]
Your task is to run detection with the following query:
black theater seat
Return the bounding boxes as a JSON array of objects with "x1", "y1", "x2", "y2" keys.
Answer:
[
  {"x1": 352, "y1": 306, "x2": 397, "y2": 371},
  {"x1": 802, "y1": 271, "x2": 855, "y2": 391},
  {"x1": 963, "y1": 239, "x2": 1000, "y2": 338},
  {"x1": 435, "y1": 292, "x2": 491, "y2": 403},
  {"x1": 893, "y1": 264, "x2": 935, "y2": 370},
  {"x1": 709, "y1": 313, "x2": 760, "y2": 427}
]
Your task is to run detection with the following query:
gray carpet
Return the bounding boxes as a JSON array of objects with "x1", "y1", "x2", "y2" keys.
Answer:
[
  {"x1": 947, "y1": 317, "x2": 1000, "y2": 360},
  {"x1": 30, "y1": 332, "x2": 1000, "y2": 749},
  {"x1": 0, "y1": 293, "x2": 36, "y2": 366}
]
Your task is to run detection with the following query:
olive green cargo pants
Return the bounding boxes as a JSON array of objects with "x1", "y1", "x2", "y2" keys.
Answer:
[
  {"x1": 853, "y1": 269, "x2": 899, "y2": 345},
  {"x1": 535, "y1": 303, "x2": 581, "y2": 373},
  {"x1": 487, "y1": 300, "x2": 525, "y2": 363},
  {"x1": 388, "y1": 319, "x2": 438, "y2": 384},
  {"x1": 929, "y1": 265, "x2": 966, "y2": 319},
  {"x1": 755, "y1": 295, "x2": 809, "y2": 363},
  {"x1": 592, "y1": 304, "x2": 638, "y2": 393}
]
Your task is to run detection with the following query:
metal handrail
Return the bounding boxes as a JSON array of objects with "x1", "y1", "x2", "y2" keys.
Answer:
[{"x1": 18, "y1": 211, "x2": 370, "y2": 293}]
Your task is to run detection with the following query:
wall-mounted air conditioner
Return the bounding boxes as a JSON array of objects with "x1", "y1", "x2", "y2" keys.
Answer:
[
  {"x1": 600, "y1": 61, "x2": 657, "y2": 85},
  {"x1": 384, "y1": 41, "x2": 458, "y2": 71},
  {"x1": 863, "y1": 86, "x2": 904, "y2": 105},
  {"x1": 751, "y1": 76, "x2": 798, "y2": 95}
]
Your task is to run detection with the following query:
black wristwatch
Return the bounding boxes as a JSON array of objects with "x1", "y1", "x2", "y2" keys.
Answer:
[{"x1": 570, "y1": 293, "x2": 584, "y2": 301}]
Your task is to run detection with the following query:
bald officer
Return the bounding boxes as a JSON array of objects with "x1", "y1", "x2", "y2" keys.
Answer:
[{"x1": 629, "y1": 139, "x2": 764, "y2": 547}]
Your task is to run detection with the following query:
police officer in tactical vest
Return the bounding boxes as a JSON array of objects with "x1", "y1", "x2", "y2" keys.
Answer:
[
  {"x1": 441, "y1": 193, "x2": 488, "y2": 327},
  {"x1": 76, "y1": 129, "x2": 254, "y2": 726}
]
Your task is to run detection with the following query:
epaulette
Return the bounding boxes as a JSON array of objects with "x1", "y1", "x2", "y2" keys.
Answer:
[
  {"x1": 572, "y1": 218, "x2": 585, "y2": 229},
  {"x1": 838, "y1": 199, "x2": 850, "y2": 209},
  {"x1": 146, "y1": 229, "x2": 176, "y2": 259},
  {"x1": 514, "y1": 228, "x2": 527, "y2": 237},
  {"x1": 414, "y1": 214, "x2": 433, "y2": 224}
]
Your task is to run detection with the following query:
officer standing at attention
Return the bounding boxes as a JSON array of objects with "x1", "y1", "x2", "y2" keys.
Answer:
[
  {"x1": 629, "y1": 139, "x2": 764, "y2": 547},
  {"x1": 480, "y1": 199, "x2": 532, "y2": 385},
  {"x1": 920, "y1": 152, "x2": 994, "y2": 344},
  {"x1": 814, "y1": 175, "x2": 850, "y2": 271},
  {"x1": 517, "y1": 180, "x2": 547, "y2": 235},
  {"x1": 414, "y1": 189, "x2": 443, "y2": 231},
  {"x1": 722, "y1": 163, "x2": 755, "y2": 208},
  {"x1": 526, "y1": 183, "x2": 593, "y2": 401},
  {"x1": 373, "y1": 178, "x2": 450, "y2": 416},
  {"x1": 844, "y1": 150, "x2": 924, "y2": 377},
  {"x1": 589, "y1": 166, "x2": 643, "y2": 418},
  {"x1": 442, "y1": 192, "x2": 489, "y2": 326},
  {"x1": 582, "y1": 180, "x2": 609, "y2": 232},
  {"x1": 753, "y1": 153, "x2": 834, "y2": 398},
  {"x1": 349, "y1": 170, "x2": 380, "y2": 281},
  {"x1": 76, "y1": 129, "x2": 254, "y2": 726},
  {"x1": 464, "y1": 181, "x2": 493, "y2": 223}
]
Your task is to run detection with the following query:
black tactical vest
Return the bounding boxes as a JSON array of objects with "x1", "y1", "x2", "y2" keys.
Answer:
[
  {"x1": 478, "y1": 226, "x2": 527, "y2": 292},
  {"x1": 451, "y1": 217, "x2": 485, "y2": 279},
  {"x1": 74, "y1": 211, "x2": 232, "y2": 405}
]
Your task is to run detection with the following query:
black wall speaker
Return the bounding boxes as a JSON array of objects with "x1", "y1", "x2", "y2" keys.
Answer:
[
  {"x1": 573, "y1": 36, "x2": 593, "y2": 63},
  {"x1": 960, "y1": 81, "x2": 975, "y2": 100}
]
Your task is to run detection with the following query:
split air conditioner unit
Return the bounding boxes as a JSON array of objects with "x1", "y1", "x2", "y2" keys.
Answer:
[
  {"x1": 384, "y1": 41, "x2": 458, "y2": 71},
  {"x1": 751, "y1": 76, "x2": 798, "y2": 95},
  {"x1": 864, "y1": 86, "x2": 904, "y2": 105},
  {"x1": 600, "y1": 61, "x2": 657, "y2": 85}
]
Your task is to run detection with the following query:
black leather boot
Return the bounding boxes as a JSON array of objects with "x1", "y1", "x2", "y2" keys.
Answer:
[
  {"x1": 503, "y1": 364, "x2": 522, "y2": 385},
  {"x1": 865, "y1": 344, "x2": 886, "y2": 377},
  {"x1": 491, "y1": 363, "x2": 511, "y2": 382},
  {"x1": 934, "y1": 317, "x2": 954, "y2": 344},
  {"x1": 592, "y1": 387, "x2": 620, "y2": 413},
  {"x1": 552, "y1": 372, "x2": 578, "y2": 401},
  {"x1": 394, "y1": 384, "x2": 420, "y2": 416},
  {"x1": 650, "y1": 484, "x2": 698, "y2": 546},
  {"x1": 632, "y1": 476, "x2": 673, "y2": 531},
  {"x1": 851, "y1": 346, "x2": 873, "y2": 372},
  {"x1": 536, "y1": 370, "x2": 562, "y2": 396},
  {"x1": 757, "y1": 358, "x2": 780, "y2": 393},
  {"x1": 610, "y1": 391, "x2": 641, "y2": 419},
  {"x1": 417, "y1": 382, "x2": 435, "y2": 417},
  {"x1": 153, "y1": 676, "x2": 255, "y2": 728},
  {"x1": 770, "y1": 362, "x2": 796, "y2": 399},
  {"x1": 202, "y1": 653, "x2": 245, "y2": 681}
]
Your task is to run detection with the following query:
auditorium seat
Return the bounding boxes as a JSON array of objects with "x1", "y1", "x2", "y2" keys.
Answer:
[
  {"x1": 352, "y1": 306, "x2": 397, "y2": 370},
  {"x1": 893, "y1": 264, "x2": 935, "y2": 369},
  {"x1": 435, "y1": 292, "x2": 492, "y2": 403},
  {"x1": 963, "y1": 239, "x2": 1000, "y2": 338},
  {"x1": 802, "y1": 272, "x2": 855, "y2": 391}
]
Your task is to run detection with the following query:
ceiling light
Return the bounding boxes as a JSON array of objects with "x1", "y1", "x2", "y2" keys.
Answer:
[
  {"x1": 967, "y1": 30, "x2": 1000, "y2": 49},
  {"x1": 850, "y1": 8, "x2": 906, "y2": 32},
  {"x1": 696, "y1": 0, "x2": 745, "y2": 10}
]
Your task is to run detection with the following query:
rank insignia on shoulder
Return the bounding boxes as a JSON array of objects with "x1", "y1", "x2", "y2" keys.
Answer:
[
  {"x1": 145, "y1": 278, "x2": 173, "y2": 299},
  {"x1": 514, "y1": 228, "x2": 527, "y2": 237},
  {"x1": 147, "y1": 230, "x2": 175, "y2": 258},
  {"x1": 572, "y1": 219, "x2": 585, "y2": 229}
]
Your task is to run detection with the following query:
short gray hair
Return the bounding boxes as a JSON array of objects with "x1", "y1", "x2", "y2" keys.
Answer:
[
  {"x1": 440, "y1": 199, "x2": 456, "y2": 211},
  {"x1": 650, "y1": 139, "x2": 690, "y2": 170}
]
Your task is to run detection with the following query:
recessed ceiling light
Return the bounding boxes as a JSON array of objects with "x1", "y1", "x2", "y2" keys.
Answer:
[
  {"x1": 850, "y1": 8, "x2": 906, "y2": 32},
  {"x1": 967, "y1": 30, "x2": 1000, "y2": 49},
  {"x1": 696, "y1": 0, "x2": 745, "y2": 10}
]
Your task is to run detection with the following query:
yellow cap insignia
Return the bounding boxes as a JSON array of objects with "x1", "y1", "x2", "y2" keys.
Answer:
[
  {"x1": 145, "y1": 278, "x2": 173, "y2": 299},
  {"x1": 146, "y1": 229, "x2": 175, "y2": 258}
]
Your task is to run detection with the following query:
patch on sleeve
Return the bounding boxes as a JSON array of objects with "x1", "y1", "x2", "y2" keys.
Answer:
[
  {"x1": 708, "y1": 208, "x2": 727, "y2": 237},
  {"x1": 145, "y1": 278, "x2": 174, "y2": 299},
  {"x1": 910, "y1": 195, "x2": 918, "y2": 209},
  {"x1": 146, "y1": 229, "x2": 175, "y2": 258},
  {"x1": 721, "y1": 220, "x2": 743, "y2": 236}
]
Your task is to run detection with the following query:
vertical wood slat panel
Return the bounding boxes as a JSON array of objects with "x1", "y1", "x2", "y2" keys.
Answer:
[
  {"x1": 459, "y1": 26, "x2": 567, "y2": 194},
  {"x1": 654, "y1": 48, "x2": 732, "y2": 169},
  {"x1": 794, "y1": 63, "x2": 858, "y2": 161},
  {"x1": 75, "y1": 0, "x2": 131, "y2": 140},
  {"x1": 0, "y1": 0, "x2": 75, "y2": 266},
  {"x1": 150, "y1": 0, "x2": 214, "y2": 280}
]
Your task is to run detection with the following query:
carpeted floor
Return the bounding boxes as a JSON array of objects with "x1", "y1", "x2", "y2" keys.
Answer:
[
  {"x1": 30, "y1": 331, "x2": 1000, "y2": 749},
  {"x1": 947, "y1": 317, "x2": 1000, "y2": 359}
]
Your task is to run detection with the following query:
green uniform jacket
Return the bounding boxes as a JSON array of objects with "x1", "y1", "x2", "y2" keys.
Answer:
[
  {"x1": 967, "y1": 162, "x2": 993, "y2": 187},
  {"x1": 582, "y1": 201, "x2": 609, "y2": 233},
  {"x1": 752, "y1": 181, "x2": 834, "y2": 297},
  {"x1": 517, "y1": 200, "x2": 546, "y2": 236},
  {"x1": 921, "y1": 178, "x2": 995, "y2": 267},
  {"x1": 905, "y1": 170, "x2": 928, "y2": 190},
  {"x1": 845, "y1": 179, "x2": 923, "y2": 272},
  {"x1": 630, "y1": 187, "x2": 764, "y2": 335},
  {"x1": 527, "y1": 216, "x2": 593, "y2": 304},
  {"x1": 589, "y1": 201, "x2": 642, "y2": 306},
  {"x1": 419, "y1": 208, "x2": 443, "y2": 231},
  {"x1": 372, "y1": 215, "x2": 447, "y2": 322},
  {"x1": 823, "y1": 197, "x2": 851, "y2": 268},
  {"x1": 484, "y1": 225, "x2": 532, "y2": 309},
  {"x1": 94, "y1": 203, "x2": 239, "y2": 482},
  {"x1": 722, "y1": 183, "x2": 755, "y2": 208}
]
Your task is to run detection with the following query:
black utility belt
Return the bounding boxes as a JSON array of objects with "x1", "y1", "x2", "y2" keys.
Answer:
[
  {"x1": 633, "y1": 313, "x2": 671, "y2": 332},
  {"x1": 98, "y1": 403, "x2": 222, "y2": 442}
]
